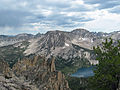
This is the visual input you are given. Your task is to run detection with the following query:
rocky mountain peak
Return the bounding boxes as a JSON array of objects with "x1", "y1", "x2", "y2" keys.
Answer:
[
  {"x1": 35, "y1": 32, "x2": 42, "y2": 38},
  {"x1": 34, "y1": 30, "x2": 72, "y2": 54},
  {"x1": 71, "y1": 28, "x2": 89, "y2": 34},
  {"x1": 46, "y1": 30, "x2": 66, "y2": 34},
  {"x1": 71, "y1": 28, "x2": 95, "y2": 38}
]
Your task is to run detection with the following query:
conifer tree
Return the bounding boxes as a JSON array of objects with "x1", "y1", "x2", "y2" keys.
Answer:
[{"x1": 89, "y1": 38, "x2": 120, "y2": 90}]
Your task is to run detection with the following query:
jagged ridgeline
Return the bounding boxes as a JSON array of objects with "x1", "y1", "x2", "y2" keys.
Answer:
[
  {"x1": 0, "y1": 29, "x2": 120, "y2": 90},
  {"x1": 0, "y1": 55, "x2": 71, "y2": 90},
  {"x1": 0, "y1": 29, "x2": 120, "y2": 74}
]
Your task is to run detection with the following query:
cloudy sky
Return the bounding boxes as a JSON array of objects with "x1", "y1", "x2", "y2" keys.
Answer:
[{"x1": 0, "y1": 0, "x2": 120, "y2": 35}]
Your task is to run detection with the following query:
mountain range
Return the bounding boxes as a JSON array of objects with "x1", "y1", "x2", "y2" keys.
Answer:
[
  {"x1": 0, "y1": 29, "x2": 120, "y2": 74},
  {"x1": 0, "y1": 28, "x2": 120, "y2": 90}
]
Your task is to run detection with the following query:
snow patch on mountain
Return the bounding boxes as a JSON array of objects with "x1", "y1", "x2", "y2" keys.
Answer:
[{"x1": 65, "y1": 43, "x2": 69, "y2": 47}]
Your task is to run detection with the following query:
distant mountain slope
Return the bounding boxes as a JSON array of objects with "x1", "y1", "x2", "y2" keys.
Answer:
[
  {"x1": 0, "y1": 33, "x2": 42, "y2": 47},
  {"x1": 0, "y1": 29, "x2": 120, "y2": 74},
  {"x1": 0, "y1": 41, "x2": 29, "y2": 67}
]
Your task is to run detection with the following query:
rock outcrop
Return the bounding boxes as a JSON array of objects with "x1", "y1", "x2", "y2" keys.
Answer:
[
  {"x1": 0, "y1": 60, "x2": 12, "y2": 78},
  {"x1": 0, "y1": 59, "x2": 38, "y2": 90},
  {"x1": 50, "y1": 57, "x2": 56, "y2": 72},
  {"x1": 0, "y1": 55, "x2": 71, "y2": 90},
  {"x1": 0, "y1": 75, "x2": 39, "y2": 90}
]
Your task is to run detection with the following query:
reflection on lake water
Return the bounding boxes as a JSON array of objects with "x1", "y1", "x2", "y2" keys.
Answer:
[{"x1": 71, "y1": 66, "x2": 95, "y2": 78}]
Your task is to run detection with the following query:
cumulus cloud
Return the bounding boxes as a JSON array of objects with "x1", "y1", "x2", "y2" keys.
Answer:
[
  {"x1": 84, "y1": 10, "x2": 120, "y2": 32},
  {"x1": 0, "y1": 0, "x2": 120, "y2": 34}
]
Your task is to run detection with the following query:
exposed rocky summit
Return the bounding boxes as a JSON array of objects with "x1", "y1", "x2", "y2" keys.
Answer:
[{"x1": 0, "y1": 55, "x2": 71, "y2": 90}]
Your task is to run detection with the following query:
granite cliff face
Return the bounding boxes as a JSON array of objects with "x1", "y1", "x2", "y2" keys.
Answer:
[{"x1": 0, "y1": 55, "x2": 71, "y2": 90}]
